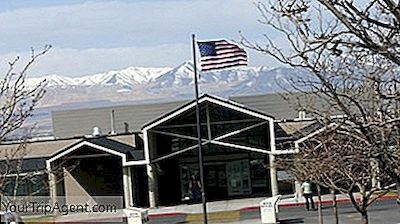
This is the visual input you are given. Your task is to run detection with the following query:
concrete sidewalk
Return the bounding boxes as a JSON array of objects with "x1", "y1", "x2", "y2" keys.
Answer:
[
  {"x1": 149, "y1": 194, "x2": 350, "y2": 215},
  {"x1": 148, "y1": 193, "x2": 398, "y2": 224}
]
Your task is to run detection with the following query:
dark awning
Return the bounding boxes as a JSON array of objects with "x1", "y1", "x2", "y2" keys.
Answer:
[{"x1": 48, "y1": 136, "x2": 146, "y2": 167}]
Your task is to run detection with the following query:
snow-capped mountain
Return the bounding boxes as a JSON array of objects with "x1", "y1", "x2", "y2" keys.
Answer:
[
  {"x1": 27, "y1": 74, "x2": 75, "y2": 88},
  {"x1": 74, "y1": 66, "x2": 171, "y2": 87},
  {"x1": 27, "y1": 66, "x2": 171, "y2": 89},
  {"x1": 25, "y1": 61, "x2": 308, "y2": 107},
  {"x1": 152, "y1": 61, "x2": 261, "y2": 89}
]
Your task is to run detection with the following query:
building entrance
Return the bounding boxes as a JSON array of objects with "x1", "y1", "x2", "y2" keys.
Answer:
[
  {"x1": 204, "y1": 164, "x2": 227, "y2": 200},
  {"x1": 226, "y1": 160, "x2": 251, "y2": 196},
  {"x1": 179, "y1": 159, "x2": 251, "y2": 202}
]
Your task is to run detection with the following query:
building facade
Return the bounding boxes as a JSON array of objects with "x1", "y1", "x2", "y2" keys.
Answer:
[{"x1": 0, "y1": 93, "x2": 318, "y2": 208}]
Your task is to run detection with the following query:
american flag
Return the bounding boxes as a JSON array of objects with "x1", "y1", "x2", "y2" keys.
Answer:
[{"x1": 197, "y1": 40, "x2": 248, "y2": 72}]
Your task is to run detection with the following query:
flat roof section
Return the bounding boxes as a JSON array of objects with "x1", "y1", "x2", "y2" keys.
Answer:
[{"x1": 52, "y1": 93, "x2": 293, "y2": 138}]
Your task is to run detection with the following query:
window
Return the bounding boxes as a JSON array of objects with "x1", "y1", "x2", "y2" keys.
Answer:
[{"x1": 2, "y1": 175, "x2": 48, "y2": 196}]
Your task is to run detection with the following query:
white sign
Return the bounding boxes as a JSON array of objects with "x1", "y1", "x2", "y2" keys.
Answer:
[{"x1": 260, "y1": 195, "x2": 281, "y2": 224}]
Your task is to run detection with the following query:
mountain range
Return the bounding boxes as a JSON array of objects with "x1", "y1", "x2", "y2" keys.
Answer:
[
  {"x1": 27, "y1": 61, "x2": 307, "y2": 107},
  {"x1": 19, "y1": 61, "x2": 310, "y2": 138}
]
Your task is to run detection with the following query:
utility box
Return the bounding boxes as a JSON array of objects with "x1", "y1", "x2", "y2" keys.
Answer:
[
  {"x1": 123, "y1": 207, "x2": 149, "y2": 224},
  {"x1": 260, "y1": 195, "x2": 281, "y2": 224}
]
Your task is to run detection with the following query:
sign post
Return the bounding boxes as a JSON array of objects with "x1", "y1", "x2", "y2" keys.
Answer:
[{"x1": 260, "y1": 195, "x2": 281, "y2": 224}]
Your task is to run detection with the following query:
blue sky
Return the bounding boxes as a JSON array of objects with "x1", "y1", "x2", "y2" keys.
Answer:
[{"x1": 0, "y1": 0, "x2": 279, "y2": 77}]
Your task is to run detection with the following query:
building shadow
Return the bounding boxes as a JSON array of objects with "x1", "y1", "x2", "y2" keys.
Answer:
[{"x1": 278, "y1": 218, "x2": 304, "y2": 223}]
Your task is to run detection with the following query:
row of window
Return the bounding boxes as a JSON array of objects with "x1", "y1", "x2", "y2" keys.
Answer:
[{"x1": 2, "y1": 175, "x2": 48, "y2": 196}]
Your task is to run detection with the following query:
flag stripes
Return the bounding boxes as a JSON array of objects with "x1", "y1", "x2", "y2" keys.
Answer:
[{"x1": 197, "y1": 40, "x2": 248, "y2": 72}]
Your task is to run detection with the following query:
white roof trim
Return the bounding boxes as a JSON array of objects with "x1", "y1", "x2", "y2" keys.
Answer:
[
  {"x1": 47, "y1": 141, "x2": 146, "y2": 167},
  {"x1": 294, "y1": 123, "x2": 337, "y2": 152},
  {"x1": 143, "y1": 95, "x2": 274, "y2": 131},
  {"x1": 211, "y1": 140, "x2": 271, "y2": 154}
]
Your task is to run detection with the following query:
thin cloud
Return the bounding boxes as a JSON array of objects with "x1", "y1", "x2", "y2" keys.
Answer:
[
  {"x1": 0, "y1": 0, "x2": 278, "y2": 77},
  {"x1": 0, "y1": 43, "x2": 190, "y2": 77},
  {"x1": 0, "y1": 0, "x2": 261, "y2": 51}
]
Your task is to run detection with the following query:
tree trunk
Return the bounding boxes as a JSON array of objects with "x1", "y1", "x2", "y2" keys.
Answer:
[
  {"x1": 396, "y1": 180, "x2": 400, "y2": 204},
  {"x1": 360, "y1": 193, "x2": 369, "y2": 224},
  {"x1": 349, "y1": 192, "x2": 369, "y2": 224},
  {"x1": 361, "y1": 210, "x2": 368, "y2": 224},
  {"x1": 331, "y1": 189, "x2": 338, "y2": 224},
  {"x1": 317, "y1": 185, "x2": 323, "y2": 224}
]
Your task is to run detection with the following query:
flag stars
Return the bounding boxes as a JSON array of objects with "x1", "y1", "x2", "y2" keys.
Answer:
[{"x1": 198, "y1": 42, "x2": 217, "y2": 57}]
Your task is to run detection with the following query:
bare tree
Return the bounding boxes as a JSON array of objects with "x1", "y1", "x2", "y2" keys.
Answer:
[
  {"x1": 0, "y1": 46, "x2": 51, "y2": 197},
  {"x1": 241, "y1": 1, "x2": 400, "y2": 223},
  {"x1": 278, "y1": 124, "x2": 394, "y2": 224}
]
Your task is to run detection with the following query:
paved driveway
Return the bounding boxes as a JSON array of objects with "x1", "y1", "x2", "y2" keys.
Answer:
[{"x1": 223, "y1": 199, "x2": 400, "y2": 224}]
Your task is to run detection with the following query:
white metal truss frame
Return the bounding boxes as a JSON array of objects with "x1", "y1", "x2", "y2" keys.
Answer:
[
  {"x1": 149, "y1": 129, "x2": 208, "y2": 142},
  {"x1": 146, "y1": 105, "x2": 275, "y2": 164},
  {"x1": 151, "y1": 140, "x2": 210, "y2": 163},
  {"x1": 149, "y1": 123, "x2": 272, "y2": 163},
  {"x1": 155, "y1": 118, "x2": 261, "y2": 129},
  {"x1": 143, "y1": 95, "x2": 274, "y2": 131},
  {"x1": 143, "y1": 95, "x2": 278, "y2": 165},
  {"x1": 292, "y1": 123, "x2": 338, "y2": 154}
]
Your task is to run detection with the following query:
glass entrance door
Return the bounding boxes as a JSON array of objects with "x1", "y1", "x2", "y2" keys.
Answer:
[
  {"x1": 204, "y1": 164, "x2": 227, "y2": 200},
  {"x1": 180, "y1": 163, "x2": 228, "y2": 201},
  {"x1": 180, "y1": 159, "x2": 252, "y2": 201},
  {"x1": 226, "y1": 160, "x2": 252, "y2": 196}
]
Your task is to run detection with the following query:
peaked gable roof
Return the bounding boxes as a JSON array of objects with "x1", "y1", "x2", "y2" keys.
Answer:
[
  {"x1": 47, "y1": 136, "x2": 145, "y2": 166},
  {"x1": 142, "y1": 94, "x2": 275, "y2": 131}
]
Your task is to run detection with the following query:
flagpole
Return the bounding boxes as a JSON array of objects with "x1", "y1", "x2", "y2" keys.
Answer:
[{"x1": 192, "y1": 33, "x2": 208, "y2": 224}]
